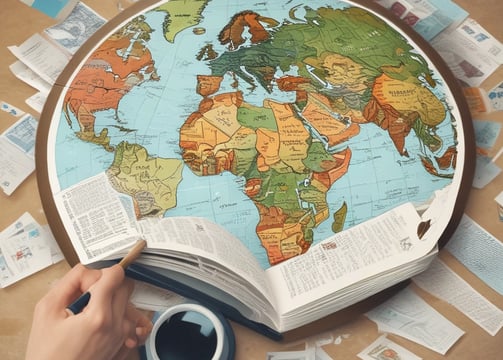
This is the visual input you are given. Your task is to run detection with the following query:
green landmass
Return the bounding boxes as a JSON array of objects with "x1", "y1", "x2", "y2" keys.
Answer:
[{"x1": 156, "y1": 0, "x2": 210, "y2": 42}]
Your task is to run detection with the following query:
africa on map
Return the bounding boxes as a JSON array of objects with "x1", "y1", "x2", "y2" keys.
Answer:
[{"x1": 50, "y1": 0, "x2": 463, "y2": 269}]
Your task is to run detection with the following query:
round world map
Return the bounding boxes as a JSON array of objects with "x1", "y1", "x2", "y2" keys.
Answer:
[{"x1": 46, "y1": 0, "x2": 464, "y2": 269}]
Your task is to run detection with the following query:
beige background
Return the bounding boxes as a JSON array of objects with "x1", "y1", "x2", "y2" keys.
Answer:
[{"x1": 0, "y1": 0, "x2": 502, "y2": 359}]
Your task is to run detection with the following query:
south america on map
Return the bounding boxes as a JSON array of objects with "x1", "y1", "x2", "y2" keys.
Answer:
[{"x1": 53, "y1": 0, "x2": 460, "y2": 269}]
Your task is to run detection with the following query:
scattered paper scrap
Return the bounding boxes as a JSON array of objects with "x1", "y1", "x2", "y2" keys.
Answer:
[
  {"x1": 0, "y1": 213, "x2": 60, "y2": 287},
  {"x1": 267, "y1": 348, "x2": 316, "y2": 360},
  {"x1": 413, "y1": 257, "x2": 503, "y2": 336},
  {"x1": 44, "y1": 2, "x2": 106, "y2": 54},
  {"x1": 42, "y1": 224, "x2": 64, "y2": 264},
  {"x1": 366, "y1": 286, "x2": 464, "y2": 355},
  {"x1": 472, "y1": 154, "x2": 501, "y2": 189},
  {"x1": 488, "y1": 81, "x2": 503, "y2": 111},
  {"x1": 496, "y1": 191, "x2": 503, "y2": 221},
  {"x1": 431, "y1": 18, "x2": 503, "y2": 87},
  {"x1": 463, "y1": 87, "x2": 492, "y2": 113},
  {"x1": 9, "y1": 60, "x2": 52, "y2": 94},
  {"x1": 473, "y1": 119, "x2": 502, "y2": 151},
  {"x1": 25, "y1": 92, "x2": 48, "y2": 114},
  {"x1": 445, "y1": 214, "x2": 503, "y2": 295},
  {"x1": 130, "y1": 281, "x2": 186, "y2": 312},
  {"x1": 8, "y1": 33, "x2": 71, "y2": 85},
  {"x1": 19, "y1": 0, "x2": 80, "y2": 20},
  {"x1": 357, "y1": 334, "x2": 422, "y2": 360},
  {"x1": 374, "y1": 0, "x2": 468, "y2": 41},
  {"x1": 0, "y1": 114, "x2": 38, "y2": 195},
  {"x1": 1, "y1": 101, "x2": 25, "y2": 118}
]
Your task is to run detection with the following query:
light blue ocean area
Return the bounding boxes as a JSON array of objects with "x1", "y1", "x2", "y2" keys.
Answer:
[{"x1": 54, "y1": 0, "x2": 455, "y2": 269}]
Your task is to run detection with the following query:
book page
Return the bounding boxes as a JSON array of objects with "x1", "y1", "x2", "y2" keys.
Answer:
[
  {"x1": 138, "y1": 216, "x2": 273, "y2": 302},
  {"x1": 54, "y1": 172, "x2": 141, "y2": 264},
  {"x1": 53, "y1": 172, "x2": 276, "y2": 319},
  {"x1": 266, "y1": 202, "x2": 429, "y2": 314}
]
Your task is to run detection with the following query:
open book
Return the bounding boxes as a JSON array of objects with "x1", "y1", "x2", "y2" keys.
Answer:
[{"x1": 55, "y1": 171, "x2": 440, "y2": 336}]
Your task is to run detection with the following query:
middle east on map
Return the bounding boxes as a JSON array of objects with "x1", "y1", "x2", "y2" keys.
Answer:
[{"x1": 51, "y1": 0, "x2": 462, "y2": 269}]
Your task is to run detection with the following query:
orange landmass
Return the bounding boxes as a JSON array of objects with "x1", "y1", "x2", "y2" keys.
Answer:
[
  {"x1": 276, "y1": 75, "x2": 310, "y2": 104},
  {"x1": 362, "y1": 96, "x2": 415, "y2": 156},
  {"x1": 302, "y1": 92, "x2": 361, "y2": 147},
  {"x1": 180, "y1": 91, "x2": 245, "y2": 175},
  {"x1": 196, "y1": 75, "x2": 223, "y2": 97},
  {"x1": 435, "y1": 146, "x2": 457, "y2": 170},
  {"x1": 63, "y1": 32, "x2": 158, "y2": 149}
]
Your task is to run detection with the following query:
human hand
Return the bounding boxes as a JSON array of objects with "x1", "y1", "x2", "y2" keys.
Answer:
[{"x1": 25, "y1": 263, "x2": 153, "y2": 360}]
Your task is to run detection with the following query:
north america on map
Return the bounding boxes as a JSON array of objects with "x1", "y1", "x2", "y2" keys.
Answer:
[{"x1": 55, "y1": 0, "x2": 459, "y2": 268}]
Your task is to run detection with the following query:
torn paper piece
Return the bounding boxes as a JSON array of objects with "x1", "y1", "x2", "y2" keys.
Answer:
[
  {"x1": 488, "y1": 81, "x2": 503, "y2": 111},
  {"x1": 1, "y1": 101, "x2": 25, "y2": 118},
  {"x1": 496, "y1": 191, "x2": 503, "y2": 222},
  {"x1": 0, "y1": 114, "x2": 38, "y2": 195},
  {"x1": 357, "y1": 334, "x2": 422, "y2": 360},
  {"x1": 366, "y1": 286, "x2": 464, "y2": 355},
  {"x1": 9, "y1": 60, "x2": 52, "y2": 94},
  {"x1": 44, "y1": 2, "x2": 106, "y2": 54},
  {"x1": 18, "y1": 0, "x2": 80, "y2": 20},
  {"x1": 8, "y1": 33, "x2": 71, "y2": 85},
  {"x1": 463, "y1": 87, "x2": 492, "y2": 113},
  {"x1": 267, "y1": 348, "x2": 316, "y2": 360},
  {"x1": 472, "y1": 154, "x2": 501, "y2": 189},
  {"x1": 25, "y1": 92, "x2": 48, "y2": 114},
  {"x1": 413, "y1": 257, "x2": 503, "y2": 336},
  {"x1": 431, "y1": 18, "x2": 503, "y2": 87},
  {"x1": 0, "y1": 214, "x2": 53, "y2": 287},
  {"x1": 473, "y1": 119, "x2": 502, "y2": 151},
  {"x1": 445, "y1": 214, "x2": 503, "y2": 295}
]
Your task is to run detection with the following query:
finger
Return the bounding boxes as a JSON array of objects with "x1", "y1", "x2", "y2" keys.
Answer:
[
  {"x1": 122, "y1": 316, "x2": 138, "y2": 349},
  {"x1": 135, "y1": 313, "x2": 153, "y2": 344},
  {"x1": 110, "y1": 277, "x2": 134, "y2": 323},
  {"x1": 85, "y1": 265, "x2": 125, "y2": 320},
  {"x1": 125, "y1": 304, "x2": 153, "y2": 346},
  {"x1": 42, "y1": 264, "x2": 101, "y2": 313}
]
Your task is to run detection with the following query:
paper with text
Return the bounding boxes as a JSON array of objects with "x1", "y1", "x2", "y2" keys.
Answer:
[
  {"x1": 366, "y1": 286, "x2": 464, "y2": 354},
  {"x1": 0, "y1": 114, "x2": 37, "y2": 195},
  {"x1": 8, "y1": 33, "x2": 70, "y2": 85},
  {"x1": 445, "y1": 214, "x2": 503, "y2": 295},
  {"x1": 357, "y1": 334, "x2": 422, "y2": 360},
  {"x1": 413, "y1": 257, "x2": 503, "y2": 336},
  {"x1": 0, "y1": 213, "x2": 54, "y2": 287}
]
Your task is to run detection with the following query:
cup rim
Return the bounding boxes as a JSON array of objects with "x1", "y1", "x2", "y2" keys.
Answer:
[{"x1": 149, "y1": 303, "x2": 225, "y2": 360}]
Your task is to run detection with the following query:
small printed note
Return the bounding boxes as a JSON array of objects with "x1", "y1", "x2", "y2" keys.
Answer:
[
  {"x1": 445, "y1": 214, "x2": 503, "y2": 295},
  {"x1": 0, "y1": 114, "x2": 38, "y2": 195},
  {"x1": 1, "y1": 101, "x2": 25, "y2": 117},
  {"x1": 0, "y1": 213, "x2": 61, "y2": 287},
  {"x1": 44, "y1": 2, "x2": 106, "y2": 54},
  {"x1": 488, "y1": 81, "x2": 503, "y2": 111},
  {"x1": 358, "y1": 334, "x2": 422, "y2": 360},
  {"x1": 366, "y1": 286, "x2": 464, "y2": 355},
  {"x1": 413, "y1": 257, "x2": 503, "y2": 336}
]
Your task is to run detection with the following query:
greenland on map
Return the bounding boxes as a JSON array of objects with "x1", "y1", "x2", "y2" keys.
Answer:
[{"x1": 44, "y1": 0, "x2": 468, "y2": 269}]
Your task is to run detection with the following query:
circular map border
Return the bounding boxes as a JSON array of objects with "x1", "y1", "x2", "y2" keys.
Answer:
[{"x1": 35, "y1": 0, "x2": 475, "y2": 334}]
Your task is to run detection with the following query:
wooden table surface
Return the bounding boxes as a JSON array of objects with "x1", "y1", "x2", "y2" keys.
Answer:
[{"x1": 1, "y1": 1, "x2": 502, "y2": 359}]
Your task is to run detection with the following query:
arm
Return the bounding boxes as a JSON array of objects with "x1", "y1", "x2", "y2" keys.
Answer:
[{"x1": 25, "y1": 263, "x2": 153, "y2": 360}]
